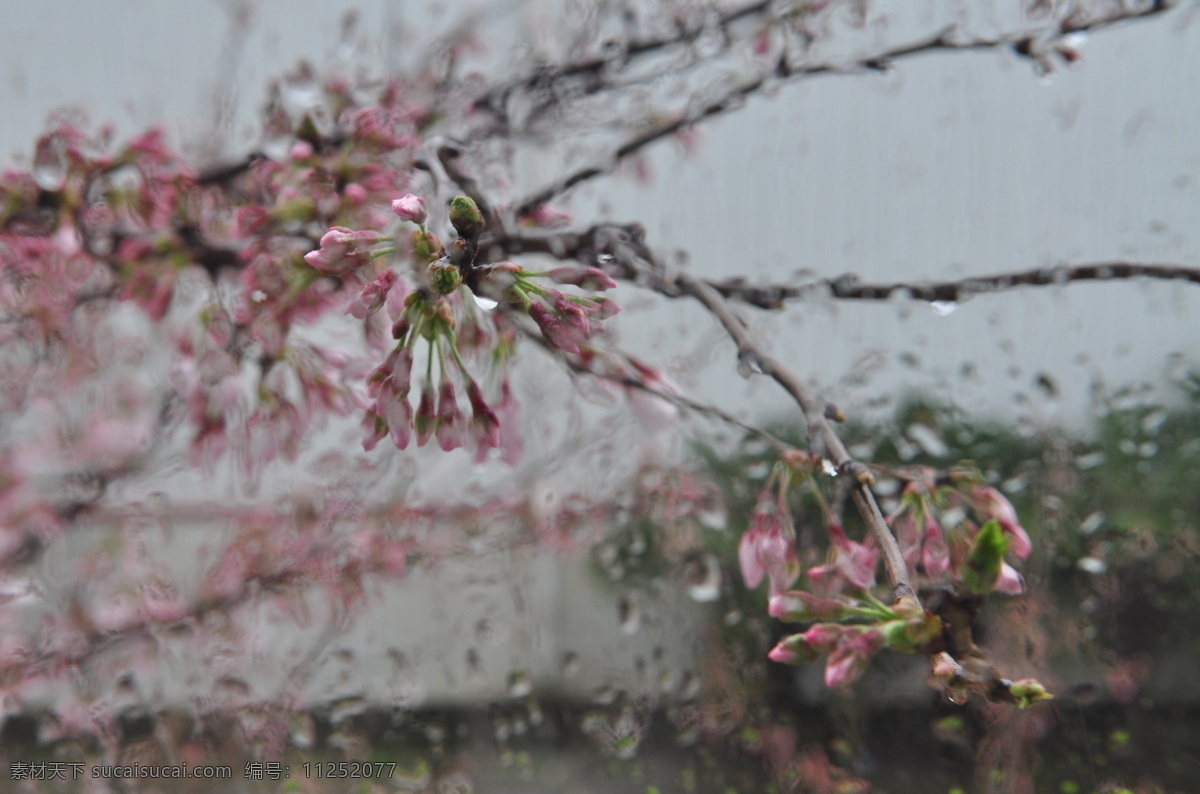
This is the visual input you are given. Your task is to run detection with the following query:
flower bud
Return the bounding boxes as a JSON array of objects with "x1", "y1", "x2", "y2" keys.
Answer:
[
  {"x1": 391, "y1": 194, "x2": 427, "y2": 224},
  {"x1": 546, "y1": 266, "x2": 618, "y2": 291},
  {"x1": 769, "y1": 632, "x2": 824, "y2": 665},
  {"x1": 429, "y1": 260, "x2": 463, "y2": 294},
  {"x1": 410, "y1": 229, "x2": 444, "y2": 263},
  {"x1": 768, "y1": 591, "x2": 856, "y2": 623},
  {"x1": 1008, "y1": 678, "x2": 1054, "y2": 708},
  {"x1": 448, "y1": 195, "x2": 483, "y2": 240}
]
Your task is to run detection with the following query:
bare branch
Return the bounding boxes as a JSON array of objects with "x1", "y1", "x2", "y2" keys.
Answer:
[{"x1": 513, "y1": 0, "x2": 1180, "y2": 216}]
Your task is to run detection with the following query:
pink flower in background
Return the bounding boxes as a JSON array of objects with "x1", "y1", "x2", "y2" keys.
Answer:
[
  {"x1": 495, "y1": 379, "x2": 523, "y2": 465},
  {"x1": 519, "y1": 204, "x2": 572, "y2": 228},
  {"x1": 626, "y1": 358, "x2": 681, "y2": 432}
]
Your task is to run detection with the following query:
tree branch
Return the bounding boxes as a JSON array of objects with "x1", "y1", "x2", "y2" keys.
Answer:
[{"x1": 513, "y1": 0, "x2": 1179, "y2": 216}]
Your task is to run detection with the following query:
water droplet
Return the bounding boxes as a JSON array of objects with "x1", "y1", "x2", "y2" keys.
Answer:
[
  {"x1": 215, "y1": 676, "x2": 253, "y2": 702},
  {"x1": 289, "y1": 714, "x2": 316, "y2": 749},
  {"x1": 329, "y1": 695, "x2": 368, "y2": 725},
  {"x1": 591, "y1": 685, "x2": 617, "y2": 705},
  {"x1": 683, "y1": 552, "x2": 721, "y2": 602},
  {"x1": 33, "y1": 137, "x2": 67, "y2": 191},
  {"x1": 929, "y1": 301, "x2": 958, "y2": 316},
  {"x1": 618, "y1": 596, "x2": 641, "y2": 635},
  {"x1": 1079, "y1": 512, "x2": 1105, "y2": 535},
  {"x1": 507, "y1": 670, "x2": 533, "y2": 698},
  {"x1": 736, "y1": 351, "x2": 763, "y2": 379},
  {"x1": 492, "y1": 715, "x2": 511, "y2": 743},
  {"x1": 821, "y1": 459, "x2": 838, "y2": 477},
  {"x1": 473, "y1": 293, "x2": 499, "y2": 310},
  {"x1": 907, "y1": 423, "x2": 949, "y2": 457},
  {"x1": 388, "y1": 647, "x2": 410, "y2": 671}
]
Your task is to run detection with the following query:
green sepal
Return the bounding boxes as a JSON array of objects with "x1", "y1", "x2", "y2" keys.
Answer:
[{"x1": 963, "y1": 519, "x2": 1008, "y2": 595}]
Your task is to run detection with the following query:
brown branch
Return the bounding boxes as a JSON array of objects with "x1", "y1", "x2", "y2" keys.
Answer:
[
  {"x1": 672, "y1": 272, "x2": 916, "y2": 606},
  {"x1": 707, "y1": 261, "x2": 1200, "y2": 308},
  {"x1": 483, "y1": 225, "x2": 1200, "y2": 311},
  {"x1": 471, "y1": 1, "x2": 773, "y2": 125},
  {"x1": 512, "y1": 0, "x2": 1179, "y2": 216}
]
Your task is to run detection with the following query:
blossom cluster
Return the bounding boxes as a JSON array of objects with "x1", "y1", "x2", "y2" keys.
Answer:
[
  {"x1": 738, "y1": 456, "x2": 1038, "y2": 693},
  {"x1": 308, "y1": 191, "x2": 621, "y2": 463}
]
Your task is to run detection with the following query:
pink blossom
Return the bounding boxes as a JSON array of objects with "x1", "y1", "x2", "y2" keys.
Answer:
[
  {"x1": 495, "y1": 379, "x2": 523, "y2": 465},
  {"x1": 807, "y1": 521, "x2": 877, "y2": 594},
  {"x1": 546, "y1": 266, "x2": 618, "y2": 291},
  {"x1": 303, "y1": 227, "x2": 378, "y2": 274},
  {"x1": 413, "y1": 383, "x2": 437, "y2": 447},
  {"x1": 435, "y1": 381, "x2": 465, "y2": 451},
  {"x1": 972, "y1": 485, "x2": 1032, "y2": 558},
  {"x1": 361, "y1": 408, "x2": 387, "y2": 451},
  {"x1": 376, "y1": 377, "x2": 412, "y2": 450},
  {"x1": 995, "y1": 561, "x2": 1024, "y2": 595},
  {"x1": 465, "y1": 381, "x2": 501, "y2": 461},
  {"x1": 550, "y1": 291, "x2": 594, "y2": 338},
  {"x1": 528, "y1": 301, "x2": 582, "y2": 354},
  {"x1": 626, "y1": 358, "x2": 681, "y2": 430},
  {"x1": 738, "y1": 503, "x2": 799, "y2": 596},
  {"x1": 289, "y1": 140, "x2": 315, "y2": 161},
  {"x1": 391, "y1": 194, "x2": 427, "y2": 224},
  {"x1": 345, "y1": 269, "x2": 399, "y2": 319},
  {"x1": 768, "y1": 622, "x2": 842, "y2": 664},
  {"x1": 824, "y1": 626, "x2": 885, "y2": 689},
  {"x1": 921, "y1": 513, "x2": 950, "y2": 577}
]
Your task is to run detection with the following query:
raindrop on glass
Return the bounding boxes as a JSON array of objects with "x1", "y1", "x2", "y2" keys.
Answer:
[
  {"x1": 507, "y1": 670, "x2": 533, "y2": 698},
  {"x1": 683, "y1": 552, "x2": 722, "y2": 602},
  {"x1": 736, "y1": 351, "x2": 764, "y2": 379},
  {"x1": 618, "y1": 596, "x2": 641, "y2": 635}
]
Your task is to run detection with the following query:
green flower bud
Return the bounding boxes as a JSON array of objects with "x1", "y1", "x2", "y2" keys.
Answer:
[
  {"x1": 448, "y1": 195, "x2": 483, "y2": 240},
  {"x1": 963, "y1": 519, "x2": 1009, "y2": 595},
  {"x1": 410, "y1": 229, "x2": 444, "y2": 263},
  {"x1": 1009, "y1": 678, "x2": 1053, "y2": 708},
  {"x1": 429, "y1": 260, "x2": 462, "y2": 295},
  {"x1": 878, "y1": 612, "x2": 943, "y2": 653}
]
